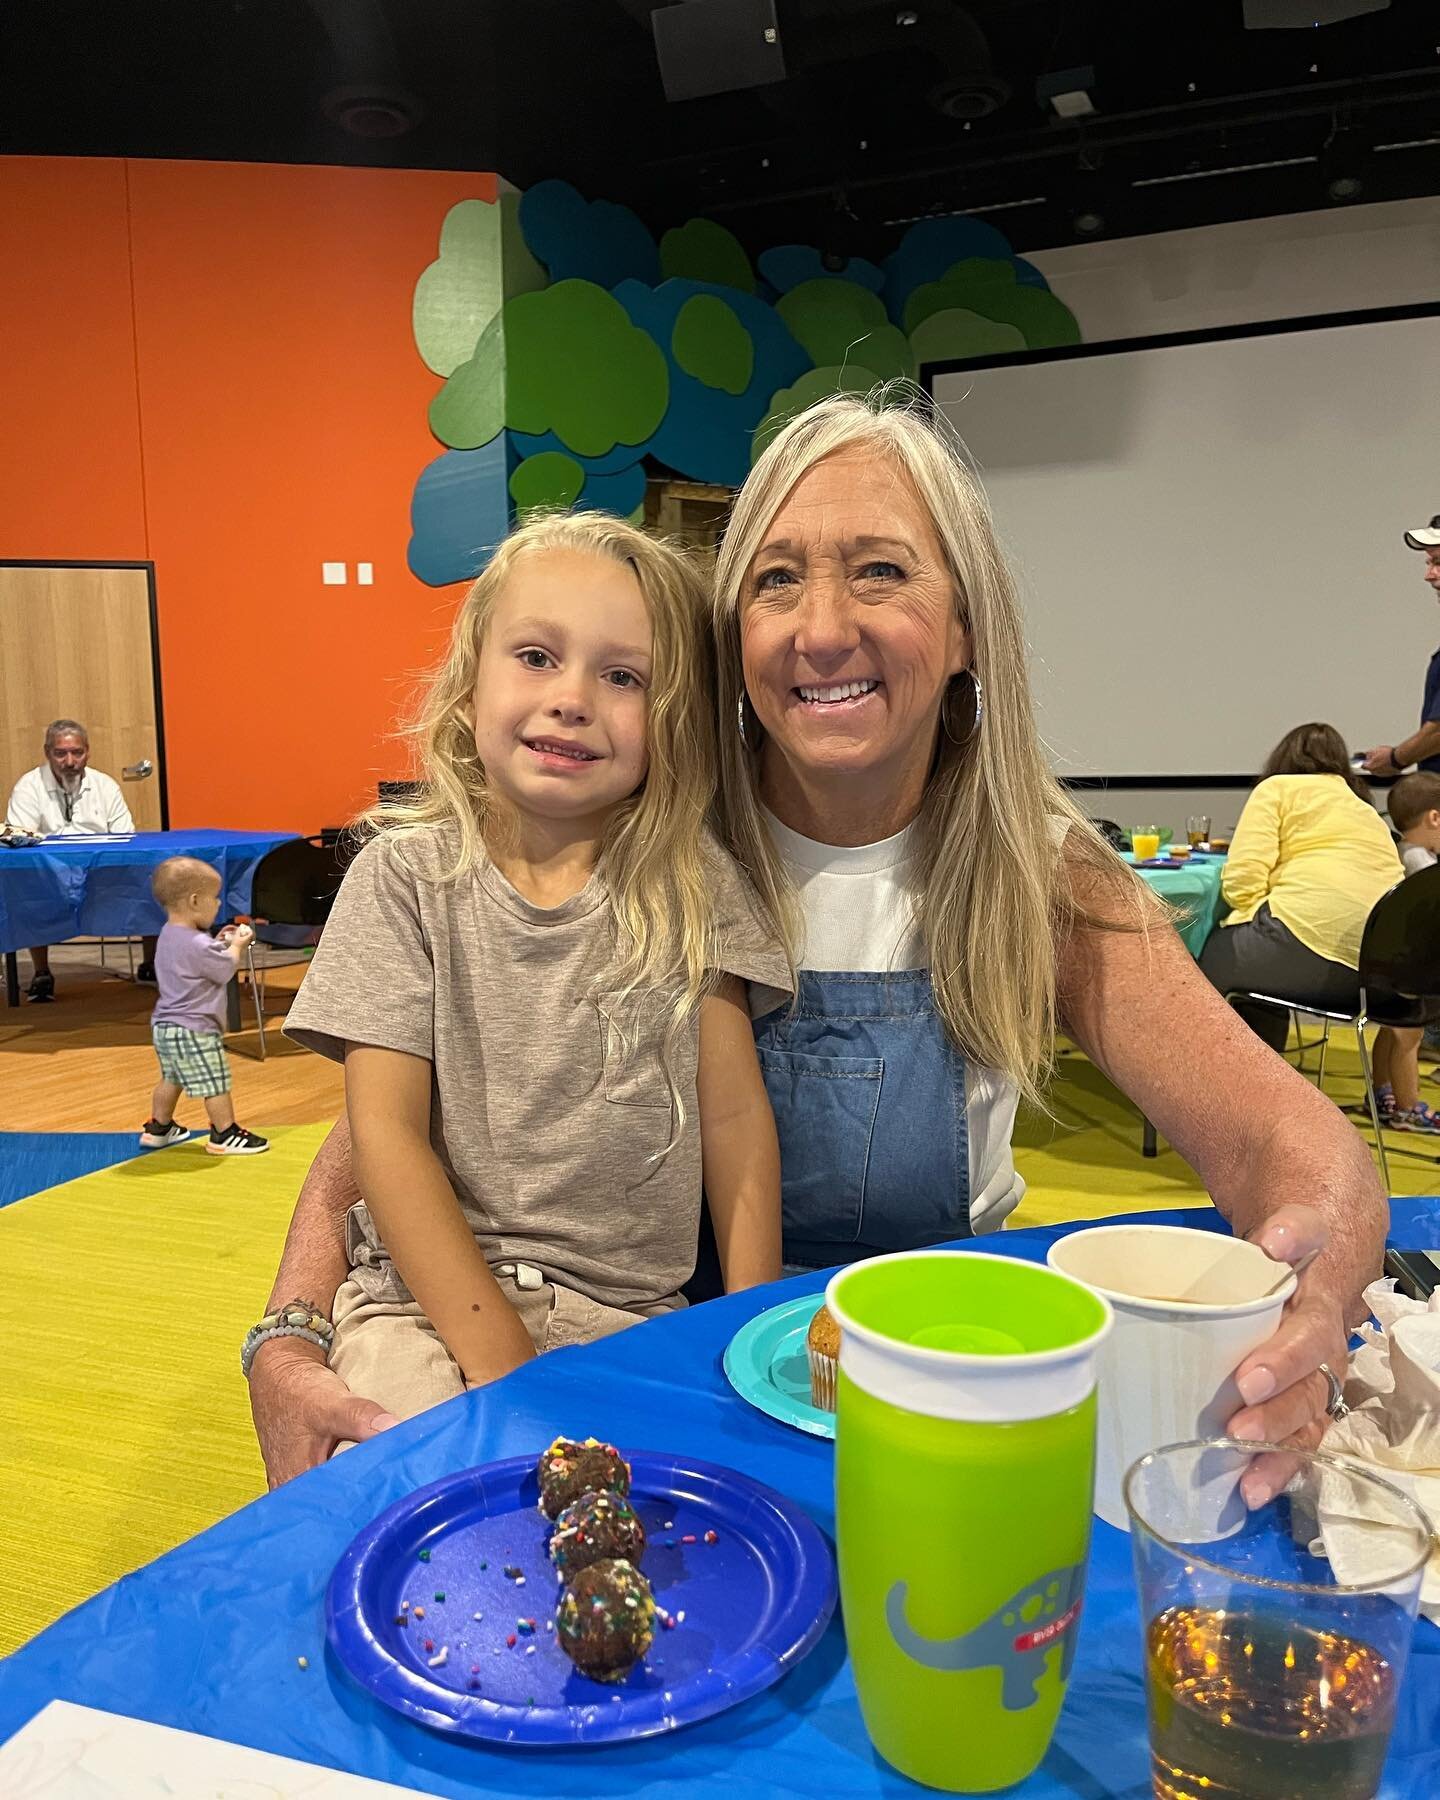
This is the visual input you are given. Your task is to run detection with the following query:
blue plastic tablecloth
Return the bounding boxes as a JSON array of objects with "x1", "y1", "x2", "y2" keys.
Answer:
[
  {"x1": 3, "y1": 1200, "x2": 1439, "y2": 1797},
  {"x1": 0, "y1": 829, "x2": 297, "y2": 954}
]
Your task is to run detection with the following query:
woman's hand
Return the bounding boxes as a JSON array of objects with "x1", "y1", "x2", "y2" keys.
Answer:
[
  {"x1": 248, "y1": 1336, "x2": 398, "y2": 1488},
  {"x1": 1057, "y1": 870, "x2": 1385, "y2": 1512},
  {"x1": 1225, "y1": 1204, "x2": 1350, "y2": 1506}
]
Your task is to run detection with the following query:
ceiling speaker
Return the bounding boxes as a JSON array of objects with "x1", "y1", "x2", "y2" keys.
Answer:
[{"x1": 652, "y1": 0, "x2": 787, "y2": 103}]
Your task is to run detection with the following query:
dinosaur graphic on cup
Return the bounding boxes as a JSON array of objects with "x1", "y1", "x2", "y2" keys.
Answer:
[{"x1": 886, "y1": 1564, "x2": 1085, "y2": 1710}]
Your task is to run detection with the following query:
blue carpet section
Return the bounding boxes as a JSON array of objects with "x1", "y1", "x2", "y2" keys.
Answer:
[{"x1": 0, "y1": 1132, "x2": 159, "y2": 1208}]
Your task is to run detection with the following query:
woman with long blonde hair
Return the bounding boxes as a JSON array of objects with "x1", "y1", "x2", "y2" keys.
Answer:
[
  {"x1": 710, "y1": 390, "x2": 1132, "y2": 1261},
  {"x1": 279, "y1": 511, "x2": 788, "y2": 1430},
  {"x1": 710, "y1": 390, "x2": 1383, "y2": 1498}
]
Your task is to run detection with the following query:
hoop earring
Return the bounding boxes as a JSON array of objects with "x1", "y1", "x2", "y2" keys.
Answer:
[
  {"x1": 737, "y1": 691, "x2": 764, "y2": 751},
  {"x1": 941, "y1": 671, "x2": 983, "y2": 746}
]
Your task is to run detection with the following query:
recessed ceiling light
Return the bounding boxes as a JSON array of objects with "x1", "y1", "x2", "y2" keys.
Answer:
[{"x1": 320, "y1": 85, "x2": 423, "y2": 139}]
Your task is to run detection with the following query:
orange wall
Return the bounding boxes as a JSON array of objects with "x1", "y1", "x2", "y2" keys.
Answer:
[
  {"x1": 0, "y1": 159, "x2": 148, "y2": 560},
  {"x1": 0, "y1": 156, "x2": 494, "y2": 832}
]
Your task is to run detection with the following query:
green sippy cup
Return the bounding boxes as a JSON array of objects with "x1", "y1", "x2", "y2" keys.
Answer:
[{"x1": 826, "y1": 1250, "x2": 1113, "y2": 1793}]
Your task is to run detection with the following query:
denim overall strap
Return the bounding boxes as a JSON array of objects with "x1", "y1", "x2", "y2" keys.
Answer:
[{"x1": 753, "y1": 968, "x2": 971, "y2": 1271}]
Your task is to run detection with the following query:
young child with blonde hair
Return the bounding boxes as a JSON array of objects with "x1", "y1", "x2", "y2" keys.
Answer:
[
  {"x1": 140, "y1": 856, "x2": 269, "y2": 1154},
  {"x1": 1372, "y1": 772, "x2": 1440, "y2": 1133},
  {"x1": 283, "y1": 512, "x2": 787, "y2": 1421}
]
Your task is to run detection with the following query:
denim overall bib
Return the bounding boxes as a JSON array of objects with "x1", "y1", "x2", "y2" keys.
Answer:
[{"x1": 753, "y1": 967, "x2": 972, "y2": 1271}]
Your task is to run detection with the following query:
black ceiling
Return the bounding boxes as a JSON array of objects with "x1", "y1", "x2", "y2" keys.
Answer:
[{"x1": 4, "y1": 0, "x2": 1439, "y2": 256}]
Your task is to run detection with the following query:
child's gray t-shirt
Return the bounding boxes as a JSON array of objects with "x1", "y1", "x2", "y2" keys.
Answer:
[{"x1": 284, "y1": 826, "x2": 790, "y2": 1310}]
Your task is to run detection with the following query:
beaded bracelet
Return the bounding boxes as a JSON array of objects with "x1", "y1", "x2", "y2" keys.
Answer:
[{"x1": 240, "y1": 1299, "x2": 335, "y2": 1380}]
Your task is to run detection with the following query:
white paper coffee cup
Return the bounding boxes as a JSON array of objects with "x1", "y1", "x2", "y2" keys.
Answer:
[{"x1": 1046, "y1": 1225, "x2": 1296, "y2": 1532}]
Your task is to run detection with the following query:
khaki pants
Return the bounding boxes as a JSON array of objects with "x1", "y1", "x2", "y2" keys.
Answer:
[{"x1": 329, "y1": 1268, "x2": 673, "y2": 1434}]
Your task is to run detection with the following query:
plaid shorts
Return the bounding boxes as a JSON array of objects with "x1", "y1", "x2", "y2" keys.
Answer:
[{"x1": 152, "y1": 1024, "x2": 231, "y2": 1098}]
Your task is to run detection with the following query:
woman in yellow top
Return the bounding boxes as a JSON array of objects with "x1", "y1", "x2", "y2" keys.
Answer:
[{"x1": 1199, "y1": 723, "x2": 1403, "y2": 1050}]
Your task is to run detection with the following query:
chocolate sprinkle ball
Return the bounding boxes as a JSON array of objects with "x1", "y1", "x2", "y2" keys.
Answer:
[
  {"x1": 549, "y1": 1489, "x2": 646, "y2": 1578},
  {"x1": 555, "y1": 1558, "x2": 656, "y2": 1683},
  {"x1": 536, "y1": 1436, "x2": 631, "y2": 1520}
]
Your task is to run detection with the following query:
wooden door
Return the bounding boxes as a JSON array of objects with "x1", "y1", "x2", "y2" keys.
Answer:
[{"x1": 0, "y1": 563, "x2": 166, "y2": 831}]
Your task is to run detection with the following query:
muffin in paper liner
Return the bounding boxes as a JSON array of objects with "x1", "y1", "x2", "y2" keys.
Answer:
[
  {"x1": 806, "y1": 1302, "x2": 840, "y2": 1412},
  {"x1": 807, "y1": 1346, "x2": 838, "y2": 1412}
]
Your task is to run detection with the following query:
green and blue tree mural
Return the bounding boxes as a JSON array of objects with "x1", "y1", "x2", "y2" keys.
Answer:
[{"x1": 408, "y1": 179, "x2": 1080, "y2": 586}]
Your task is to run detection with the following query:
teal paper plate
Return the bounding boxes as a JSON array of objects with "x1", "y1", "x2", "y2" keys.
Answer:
[{"x1": 723, "y1": 1293, "x2": 835, "y2": 1441}]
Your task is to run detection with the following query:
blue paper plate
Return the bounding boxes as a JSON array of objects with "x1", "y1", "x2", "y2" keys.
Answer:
[
  {"x1": 326, "y1": 1451, "x2": 836, "y2": 1747},
  {"x1": 723, "y1": 1294, "x2": 835, "y2": 1441}
]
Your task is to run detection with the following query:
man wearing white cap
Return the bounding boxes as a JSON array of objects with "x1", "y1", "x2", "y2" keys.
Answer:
[{"x1": 1361, "y1": 515, "x2": 1440, "y2": 779}]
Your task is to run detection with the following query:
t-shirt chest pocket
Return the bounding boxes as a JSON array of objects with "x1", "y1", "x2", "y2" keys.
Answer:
[{"x1": 596, "y1": 988, "x2": 673, "y2": 1109}]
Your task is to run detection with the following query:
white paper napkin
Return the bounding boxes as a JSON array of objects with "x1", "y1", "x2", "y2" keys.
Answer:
[
  {"x1": 1317, "y1": 1278, "x2": 1440, "y2": 1619},
  {"x1": 0, "y1": 1699, "x2": 432, "y2": 1795}
]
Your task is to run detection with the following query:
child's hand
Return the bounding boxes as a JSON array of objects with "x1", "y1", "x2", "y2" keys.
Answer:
[{"x1": 230, "y1": 923, "x2": 255, "y2": 949}]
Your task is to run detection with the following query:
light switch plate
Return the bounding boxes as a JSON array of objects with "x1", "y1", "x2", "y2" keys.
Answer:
[
  {"x1": 322, "y1": 561, "x2": 347, "y2": 585},
  {"x1": 357, "y1": 562, "x2": 374, "y2": 585}
]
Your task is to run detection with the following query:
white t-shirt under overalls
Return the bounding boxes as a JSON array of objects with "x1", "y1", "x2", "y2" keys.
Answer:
[{"x1": 764, "y1": 810, "x2": 1025, "y2": 1240}]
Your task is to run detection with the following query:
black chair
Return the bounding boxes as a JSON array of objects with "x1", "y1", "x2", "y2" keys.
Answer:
[
  {"x1": 377, "y1": 780, "x2": 426, "y2": 807},
  {"x1": 248, "y1": 834, "x2": 352, "y2": 927},
  {"x1": 236, "y1": 835, "x2": 354, "y2": 1057},
  {"x1": 1089, "y1": 817, "x2": 1131, "y2": 854},
  {"x1": 1226, "y1": 864, "x2": 1440, "y2": 1190}
]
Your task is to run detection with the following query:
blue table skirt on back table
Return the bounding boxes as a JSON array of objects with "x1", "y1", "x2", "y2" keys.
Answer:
[
  {"x1": 0, "y1": 829, "x2": 297, "y2": 955},
  {"x1": 2, "y1": 1200, "x2": 1439, "y2": 1797}
]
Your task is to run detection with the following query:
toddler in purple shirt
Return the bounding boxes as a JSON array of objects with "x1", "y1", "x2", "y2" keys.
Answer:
[{"x1": 140, "y1": 857, "x2": 269, "y2": 1155}]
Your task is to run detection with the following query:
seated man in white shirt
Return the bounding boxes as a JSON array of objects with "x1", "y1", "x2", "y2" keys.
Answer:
[{"x1": 5, "y1": 718, "x2": 156, "y2": 1001}]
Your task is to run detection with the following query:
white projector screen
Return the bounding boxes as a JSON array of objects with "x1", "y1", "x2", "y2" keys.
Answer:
[{"x1": 928, "y1": 308, "x2": 1440, "y2": 779}]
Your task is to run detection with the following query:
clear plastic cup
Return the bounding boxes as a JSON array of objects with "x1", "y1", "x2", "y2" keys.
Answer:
[
  {"x1": 1132, "y1": 827, "x2": 1162, "y2": 861},
  {"x1": 1126, "y1": 1438, "x2": 1433, "y2": 1800}
]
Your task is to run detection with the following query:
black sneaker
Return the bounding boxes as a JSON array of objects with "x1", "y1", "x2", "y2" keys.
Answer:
[
  {"x1": 135, "y1": 961, "x2": 157, "y2": 984},
  {"x1": 206, "y1": 1124, "x2": 270, "y2": 1156},
  {"x1": 139, "y1": 1120, "x2": 190, "y2": 1147},
  {"x1": 26, "y1": 971, "x2": 55, "y2": 1002}
]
